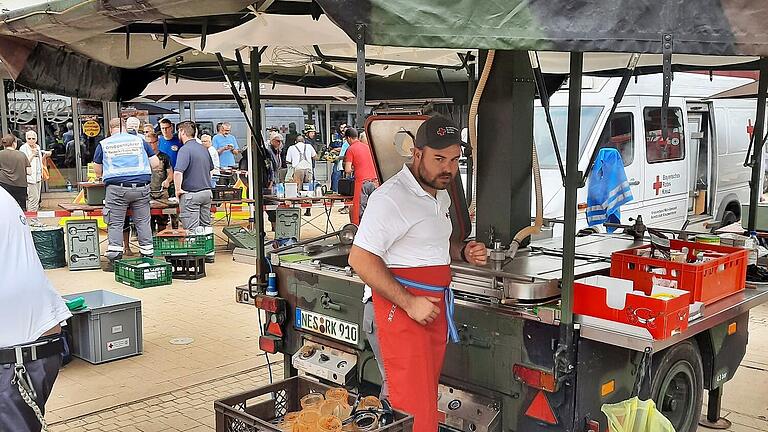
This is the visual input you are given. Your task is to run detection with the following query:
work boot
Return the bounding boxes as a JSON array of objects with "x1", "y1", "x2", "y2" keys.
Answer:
[
  {"x1": 103, "y1": 252, "x2": 124, "y2": 272},
  {"x1": 304, "y1": 208, "x2": 312, "y2": 217}
]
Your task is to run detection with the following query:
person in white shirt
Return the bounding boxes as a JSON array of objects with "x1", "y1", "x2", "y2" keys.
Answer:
[
  {"x1": 348, "y1": 115, "x2": 487, "y2": 432},
  {"x1": 18, "y1": 130, "x2": 51, "y2": 215},
  {"x1": 201, "y1": 134, "x2": 220, "y2": 188},
  {"x1": 285, "y1": 135, "x2": 317, "y2": 191},
  {"x1": 0, "y1": 187, "x2": 71, "y2": 431}
]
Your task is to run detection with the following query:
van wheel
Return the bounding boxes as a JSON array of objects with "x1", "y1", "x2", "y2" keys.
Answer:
[
  {"x1": 650, "y1": 340, "x2": 704, "y2": 432},
  {"x1": 721, "y1": 210, "x2": 738, "y2": 228}
]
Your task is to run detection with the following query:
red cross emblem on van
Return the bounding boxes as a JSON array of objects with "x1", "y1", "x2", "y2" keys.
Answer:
[{"x1": 653, "y1": 176, "x2": 663, "y2": 196}]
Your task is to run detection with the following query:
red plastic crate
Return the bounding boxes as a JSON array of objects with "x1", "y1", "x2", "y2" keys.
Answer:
[
  {"x1": 610, "y1": 239, "x2": 747, "y2": 305},
  {"x1": 574, "y1": 276, "x2": 691, "y2": 339}
]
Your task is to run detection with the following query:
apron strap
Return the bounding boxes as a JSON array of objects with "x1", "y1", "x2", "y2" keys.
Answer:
[{"x1": 393, "y1": 276, "x2": 460, "y2": 343}]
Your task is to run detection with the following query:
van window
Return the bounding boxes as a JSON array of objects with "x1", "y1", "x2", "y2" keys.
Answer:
[
  {"x1": 596, "y1": 112, "x2": 634, "y2": 166},
  {"x1": 644, "y1": 107, "x2": 685, "y2": 163},
  {"x1": 534, "y1": 106, "x2": 603, "y2": 169}
]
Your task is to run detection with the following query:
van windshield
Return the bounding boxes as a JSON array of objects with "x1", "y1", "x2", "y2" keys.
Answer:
[{"x1": 534, "y1": 106, "x2": 604, "y2": 169}]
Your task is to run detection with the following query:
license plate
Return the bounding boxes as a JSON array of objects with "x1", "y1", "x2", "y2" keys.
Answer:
[{"x1": 295, "y1": 308, "x2": 359, "y2": 345}]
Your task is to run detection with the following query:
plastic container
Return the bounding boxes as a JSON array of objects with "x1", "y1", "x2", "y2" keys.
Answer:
[
  {"x1": 114, "y1": 257, "x2": 172, "y2": 289},
  {"x1": 214, "y1": 376, "x2": 413, "y2": 432},
  {"x1": 66, "y1": 219, "x2": 100, "y2": 270},
  {"x1": 62, "y1": 290, "x2": 143, "y2": 364},
  {"x1": 167, "y1": 255, "x2": 206, "y2": 280},
  {"x1": 357, "y1": 396, "x2": 382, "y2": 411},
  {"x1": 574, "y1": 275, "x2": 691, "y2": 340},
  {"x1": 601, "y1": 397, "x2": 675, "y2": 432},
  {"x1": 301, "y1": 393, "x2": 325, "y2": 410},
  {"x1": 285, "y1": 182, "x2": 299, "y2": 198},
  {"x1": 153, "y1": 229, "x2": 214, "y2": 257},
  {"x1": 325, "y1": 388, "x2": 349, "y2": 403},
  {"x1": 317, "y1": 415, "x2": 342, "y2": 432},
  {"x1": 609, "y1": 239, "x2": 748, "y2": 305}
]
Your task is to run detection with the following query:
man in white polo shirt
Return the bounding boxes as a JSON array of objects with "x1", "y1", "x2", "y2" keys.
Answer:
[
  {"x1": 0, "y1": 187, "x2": 72, "y2": 432},
  {"x1": 349, "y1": 115, "x2": 487, "y2": 432}
]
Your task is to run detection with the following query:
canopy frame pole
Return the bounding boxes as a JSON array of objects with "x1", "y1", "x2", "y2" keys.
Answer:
[
  {"x1": 355, "y1": 24, "x2": 366, "y2": 128},
  {"x1": 555, "y1": 52, "x2": 583, "y2": 382},
  {"x1": 748, "y1": 57, "x2": 768, "y2": 232},
  {"x1": 312, "y1": 45, "x2": 465, "y2": 71},
  {"x1": 530, "y1": 51, "x2": 566, "y2": 183}
]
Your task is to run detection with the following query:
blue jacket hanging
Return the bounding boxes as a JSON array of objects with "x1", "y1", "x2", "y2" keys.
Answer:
[{"x1": 586, "y1": 148, "x2": 633, "y2": 232}]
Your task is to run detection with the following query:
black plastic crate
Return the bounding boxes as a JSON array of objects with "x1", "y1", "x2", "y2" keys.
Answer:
[
  {"x1": 214, "y1": 376, "x2": 413, "y2": 432},
  {"x1": 167, "y1": 255, "x2": 206, "y2": 280},
  {"x1": 213, "y1": 186, "x2": 242, "y2": 201}
]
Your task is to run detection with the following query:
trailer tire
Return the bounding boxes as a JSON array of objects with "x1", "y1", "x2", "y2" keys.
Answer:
[{"x1": 650, "y1": 340, "x2": 704, "y2": 432}]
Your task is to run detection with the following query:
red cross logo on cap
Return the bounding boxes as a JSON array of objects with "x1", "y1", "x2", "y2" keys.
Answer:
[{"x1": 437, "y1": 127, "x2": 446, "y2": 136}]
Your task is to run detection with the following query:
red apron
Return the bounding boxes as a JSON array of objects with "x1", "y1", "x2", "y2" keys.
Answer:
[{"x1": 372, "y1": 265, "x2": 455, "y2": 432}]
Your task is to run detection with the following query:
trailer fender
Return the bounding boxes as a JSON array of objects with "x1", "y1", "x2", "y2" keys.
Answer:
[{"x1": 694, "y1": 312, "x2": 749, "y2": 390}]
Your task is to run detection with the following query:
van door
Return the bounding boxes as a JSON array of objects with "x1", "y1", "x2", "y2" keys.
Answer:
[
  {"x1": 640, "y1": 101, "x2": 690, "y2": 228},
  {"x1": 686, "y1": 104, "x2": 710, "y2": 216}
]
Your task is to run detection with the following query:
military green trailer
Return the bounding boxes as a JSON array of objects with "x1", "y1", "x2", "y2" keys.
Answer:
[{"x1": 236, "y1": 2, "x2": 768, "y2": 432}]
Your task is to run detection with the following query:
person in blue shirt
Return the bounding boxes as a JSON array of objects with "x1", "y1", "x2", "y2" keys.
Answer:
[
  {"x1": 93, "y1": 117, "x2": 160, "y2": 271},
  {"x1": 212, "y1": 121, "x2": 240, "y2": 168},
  {"x1": 158, "y1": 118, "x2": 183, "y2": 168}
]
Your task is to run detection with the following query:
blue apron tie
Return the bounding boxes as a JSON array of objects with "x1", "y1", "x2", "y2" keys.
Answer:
[{"x1": 393, "y1": 276, "x2": 460, "y2": 343}]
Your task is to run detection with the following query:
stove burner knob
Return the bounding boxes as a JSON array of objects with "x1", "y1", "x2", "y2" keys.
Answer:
[
  {"x1": 300, "y1": 345, "x2": 316, "y2": 359},
  {"x1": 319, "y1": 353, "x2": 330, "y2": 362},
  {"x1": 448, "y1": 399, "x2": 462, "y2": 411},
  {"x1": 337, "y1": 360, "x2": 348, "y2": 369}
]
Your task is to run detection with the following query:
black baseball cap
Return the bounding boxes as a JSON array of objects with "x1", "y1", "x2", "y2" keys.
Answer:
[{"x1": 415, "y1": 115, "x2": 462, "y2": 149}]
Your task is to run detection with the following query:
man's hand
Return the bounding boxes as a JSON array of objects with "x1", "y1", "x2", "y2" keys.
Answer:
[
  {"x1": 175, "y1": 188, "x2": 186, "y2": 198},
  {"x1": 161, "y1": 179, "x2": 171, "y2": 189},
  {"x1": 464, "y1": 241, "x2": 488, "y2": 266},
  {"x1": 405, "y1": 295, "x2": 441, "y2": 326}
]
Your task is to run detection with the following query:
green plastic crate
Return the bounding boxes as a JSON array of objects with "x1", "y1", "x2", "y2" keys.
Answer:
[
  {"x1": 115, "y1": 257, "x2": 172, "y2": 289},
  {"x1": 153, "y1": 233, "x2": 214, "y2": 257}
]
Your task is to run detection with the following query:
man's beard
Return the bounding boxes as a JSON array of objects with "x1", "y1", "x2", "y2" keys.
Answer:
[{"x1": 416, "y1": 163, "x2": 454, "y2": 190}]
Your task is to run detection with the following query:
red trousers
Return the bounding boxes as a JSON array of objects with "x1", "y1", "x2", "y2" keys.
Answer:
[{"x1": 372, "y1": 265, "x2": 452, "y2": 432}]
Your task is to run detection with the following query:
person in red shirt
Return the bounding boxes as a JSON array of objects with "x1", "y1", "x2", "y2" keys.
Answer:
[{"x1": 343, "y1": 128, "x2": 378, "y2": 225}]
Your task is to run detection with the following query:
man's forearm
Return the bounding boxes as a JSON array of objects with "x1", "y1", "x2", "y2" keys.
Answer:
[
  {"x1": 349, "y1": 245, "x2": 413, "y2": 310},
  {"x1": 173, "y1": 172, "x2": 183, "y2": 190},
  {"x1": 449, "y1": 239, "x2": 465, "y2": 261}
]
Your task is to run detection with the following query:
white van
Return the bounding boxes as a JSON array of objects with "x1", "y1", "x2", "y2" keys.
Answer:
[{"x1": 534, "y1": 72, "x2": 758, "y2": 235}]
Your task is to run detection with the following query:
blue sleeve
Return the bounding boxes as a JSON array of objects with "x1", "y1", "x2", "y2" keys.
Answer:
[
  {"x1": 339, "y1": 142, "x2": 350, "y2": 157},
  {"x1": 212, "y1": 135, "x2": 223, "y2": 149},
  {"x1": 175, "y1": 147, "x2": 190, "y2": 172},
  {"x1": 93, "y1": 144, "x2": 103, "y2": 163},
  {"x1": 143, "y1": 141, "x2": 154, "y2": 157}
]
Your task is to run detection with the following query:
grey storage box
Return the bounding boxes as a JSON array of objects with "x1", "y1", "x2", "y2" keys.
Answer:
[
  {"x1": 66, "y1": 219, "x2": 100, "y2": 270},
  {"x1": 742, "y1": 203, "x2": 768, "y2": 231},
  {"x1": 275, "y1": 208, "x2": 301, "y2": 240},
  {"x1": 63, "y1": 290, "x2": 143, "y2": 364}
]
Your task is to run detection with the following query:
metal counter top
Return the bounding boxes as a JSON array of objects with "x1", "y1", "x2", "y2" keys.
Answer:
[{"x1": 578, "y1": 286, "x2": 768, "y2": 352}]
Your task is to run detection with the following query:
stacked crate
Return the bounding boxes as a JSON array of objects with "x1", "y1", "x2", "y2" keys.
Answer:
[{"x1": 153, "y1": 228, "x2": 214, "y2": 280}]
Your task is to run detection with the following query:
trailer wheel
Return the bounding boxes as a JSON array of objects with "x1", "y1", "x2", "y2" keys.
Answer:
[{"x1": 650, "y1": 340, "x2": 704, "y2": 432}]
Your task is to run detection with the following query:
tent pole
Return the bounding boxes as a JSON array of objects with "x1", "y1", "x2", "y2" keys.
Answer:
[
  {"x1": 556, "y1": 52, "x2": 583, "y2": 379},
  {"x1": 748, "y1": 57, "x2": 768, "y2": 232},
  {"x1": 355, "y1": 24, "x2": 366, "y2": 128},
  {"x1": 250, "y1": 47, "x2": 267, "y2": 281}
]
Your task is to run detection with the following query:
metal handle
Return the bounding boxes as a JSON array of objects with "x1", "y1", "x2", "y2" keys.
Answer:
[
  {"x1": 320, "y1": 293, "x2": 343, "y2": 311},
  {"x1": 628, "y1": 179, "x2": 640, "y2": 186}
]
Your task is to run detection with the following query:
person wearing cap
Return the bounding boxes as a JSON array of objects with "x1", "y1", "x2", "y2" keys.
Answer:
[
  {"x1": 342, "y1": 128, "x2": 378, "y2": 225},
  {"x1": 348, "y1": 115, "x2": 488, "y2": 432},
  {"x1": 93, "y1": 117, "x2": 161, "y2": 271}
]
